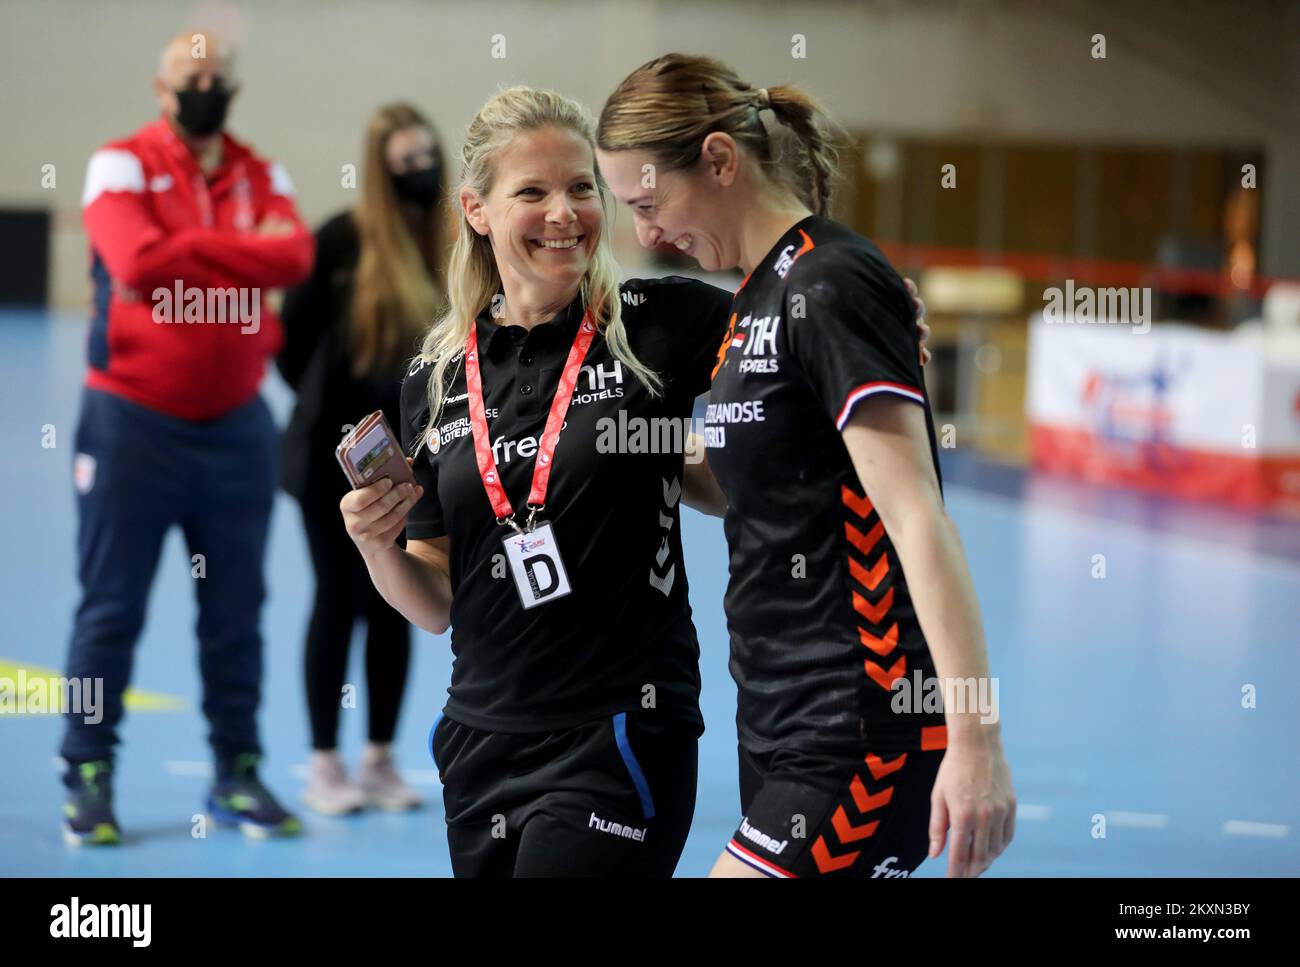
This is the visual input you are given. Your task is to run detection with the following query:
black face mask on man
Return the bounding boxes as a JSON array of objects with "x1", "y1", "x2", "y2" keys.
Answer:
[
  {"x1": 392, "y1": 164, "x2": 441, "y2": 207},
  {"x1": 173, "y1": 82, "x2": 233, "y2": 137}
]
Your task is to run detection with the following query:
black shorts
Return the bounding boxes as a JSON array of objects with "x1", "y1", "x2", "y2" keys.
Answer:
[
  {"x1": 430, "y1": 710, "x2": 698, "y2": 877},
  {"x1": 726, "y1": 743, "x2": 945, "y2": 878}
]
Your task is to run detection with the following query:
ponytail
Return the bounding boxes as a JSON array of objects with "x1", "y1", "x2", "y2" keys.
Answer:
[{"x1": 597, "y1": 53, "x2": 844, "y2": 215}]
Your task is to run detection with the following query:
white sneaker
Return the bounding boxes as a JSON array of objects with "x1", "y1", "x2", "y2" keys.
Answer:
[
  {"x1": 301, "y1": 751, "x2": 367, "y2": 816},
  {"x1": 357, "y1": 744, "x2": 423, "y2": 812}
]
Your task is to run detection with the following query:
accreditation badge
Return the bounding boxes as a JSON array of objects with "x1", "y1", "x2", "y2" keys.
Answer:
[{"x1": 503, "y1": 521, "x2": 572, "y2": 609}]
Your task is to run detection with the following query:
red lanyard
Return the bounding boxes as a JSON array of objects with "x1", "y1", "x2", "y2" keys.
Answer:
[{"x1": 464, "y1": 308, "x2": 597, "y2": 530}]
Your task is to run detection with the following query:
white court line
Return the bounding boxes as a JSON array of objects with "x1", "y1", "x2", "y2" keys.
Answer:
[
  {"x1": 165, "y1": 760, "x2": 213, "y2": 777},
  {"x1": 1016, "y1": 803, "x2": 1052, "y2": 821},
  {"x1": 1106, "y1": 811, "x2": 1169, "y2": 829},
  {"x1": 1222, "y1": 820, "x2": 1289, "y2": 838}
]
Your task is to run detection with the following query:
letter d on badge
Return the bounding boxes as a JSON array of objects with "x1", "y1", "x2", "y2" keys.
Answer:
[{"x1": 504, "y1": 522, "x2": 572, "y2": 608}]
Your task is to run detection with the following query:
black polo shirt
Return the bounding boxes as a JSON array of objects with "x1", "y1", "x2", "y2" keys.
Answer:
[
  {"x1": 400, "y1": 277, "x2": 732, "y2": 734},
  {"x1": 705, "y1": 215, "x2": 947, "y2": 757}
]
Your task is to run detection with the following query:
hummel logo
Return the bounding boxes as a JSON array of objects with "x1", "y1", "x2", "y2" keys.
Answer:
[
  {"x1": 589, "y1": 812, "x2": 647, "y2": 841},
  {"x1": 738, "y1": 816, "x2": 788, "y2": 855}
]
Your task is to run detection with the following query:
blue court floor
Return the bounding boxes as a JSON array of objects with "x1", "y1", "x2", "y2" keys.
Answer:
[{"x1": 2, "y1": 309, "x2": 1297, "y2": 876}]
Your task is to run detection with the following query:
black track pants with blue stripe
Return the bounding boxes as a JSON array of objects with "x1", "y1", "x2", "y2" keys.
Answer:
[{"x1": 429, "y1": 710, "x2": 698, "y2": 877}]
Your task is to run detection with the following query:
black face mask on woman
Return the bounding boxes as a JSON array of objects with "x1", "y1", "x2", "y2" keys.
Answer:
[
  {"x1": 173, "y1": 83, "x2": 233, "y2": 137},
  {"x1": 392, "y1": 164, "x2": 441, "y2": 207}
]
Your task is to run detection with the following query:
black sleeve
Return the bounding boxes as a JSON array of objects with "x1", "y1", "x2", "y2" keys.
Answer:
[
  {"x1": 399, "y1": 357, "x2": 446, "y2": 540},
  {"x1": 277, "y1": 211, "x2": 353, "y2": 390},
  {"x1": 657, "y1": 277, "x2": 734, "y2": 398},
  {"x1": 782, "y1": 248, "x2": 924, "y2": 431}
]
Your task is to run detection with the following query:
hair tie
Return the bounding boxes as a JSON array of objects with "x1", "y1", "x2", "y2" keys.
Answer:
[{"x1": 756, "y1": 87, "x2": 771, "y2": 110}]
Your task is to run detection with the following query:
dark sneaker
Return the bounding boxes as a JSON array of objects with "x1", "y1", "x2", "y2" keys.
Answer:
[
  {"x1": 62, "y1": 760, "x2": 122, "y2": 847},
  {"x1": 206, "y1": 753, "x2": 302, "y2": 839}
]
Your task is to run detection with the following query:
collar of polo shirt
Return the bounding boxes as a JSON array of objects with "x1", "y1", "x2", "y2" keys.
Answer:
[{"x1": 474, "y1": 295, "x2": 588, "y2": 362}]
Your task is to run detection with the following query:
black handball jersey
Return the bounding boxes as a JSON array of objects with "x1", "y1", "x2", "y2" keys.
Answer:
[
  {"x1": 705, "y1": 215, "x2": 948, "y2": 756},
  {"x1": 401, "y1": 277, "x2": 732, "y2": 734}
]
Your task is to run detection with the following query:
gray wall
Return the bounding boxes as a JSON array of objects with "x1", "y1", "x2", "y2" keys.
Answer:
[{"x1": 1, "y1": 0, "x2": 1296, "y2": 306}]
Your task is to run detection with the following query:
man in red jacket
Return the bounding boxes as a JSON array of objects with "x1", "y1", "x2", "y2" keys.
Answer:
[{"x1": 61, "y1": 30, "x2": 314, "y2": 845}]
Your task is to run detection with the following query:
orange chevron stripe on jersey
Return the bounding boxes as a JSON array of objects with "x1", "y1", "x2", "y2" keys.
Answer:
[
  {"x1": 845, "y1": 480, "x2": 903, "y2": 696},
  {"x1": 811, "y1": 835, "x2": 859, "y2": 874},
  {"x1": 841, "y1": 485, "x2": 874, "y2": 517},
  {"x1": 865, "y1": 653, "x2": 906, "y2": 691},
  {"x1": 831, "y1": 805, "x2": 880, "y2": 843},
  {"x1": 849, "y1": 553, "x2": 890, "y2": 592},
  {"x1": 866, "y1": 751, "x2": 908, "y2": 780},
  {"x1": 853, "y1": 587, "x2": 894, "y2": 625},
  {"x1": 816, "y1": 745, "x2": 904, "y2": 872},
  {"x1": 849, "y1": 775, "x2": 895, "y2": 813},
  {"x1": 921, "y1": 725, "x2": 949, "y2": 750},
  {"x1": 858, "y1": 622, "x2": 899, "y2": 656},
  {"x1": 845, "y1": 520, "x2": 886, "y2": 558}
]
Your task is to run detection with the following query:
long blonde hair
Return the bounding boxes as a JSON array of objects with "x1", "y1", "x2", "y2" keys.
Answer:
[
  {"x1": 351, "y1": 103, "x2": 446, "y2": 378},
  {"x1": 597, "y1": 53, "x2": 843, "y2": 216},
  {"x1": 419, "y1": 86, "x2": 660, "y2": 426}
]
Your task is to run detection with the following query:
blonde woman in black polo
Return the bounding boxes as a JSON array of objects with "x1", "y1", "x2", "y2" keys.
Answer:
[{"x1": 339, "y1": 87, "x2": 732, "y2": 876}]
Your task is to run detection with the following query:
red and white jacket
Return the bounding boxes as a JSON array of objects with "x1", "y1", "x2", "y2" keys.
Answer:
[{"x1": 81, "y1": 116, "x2": 314, "y2": 420}]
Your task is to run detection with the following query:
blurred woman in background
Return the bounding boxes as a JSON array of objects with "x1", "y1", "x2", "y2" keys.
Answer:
[{"x1": 278, "y1": 102, "x2": 446, "y2": 815}]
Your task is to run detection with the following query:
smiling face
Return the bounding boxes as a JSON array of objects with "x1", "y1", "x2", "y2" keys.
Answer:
[
  {"x1": 461, "y1": 125, "x2": 603, "y2": 302},
  {"x1": 597, "y1": 143, "x2": 740, "y2": 273}
]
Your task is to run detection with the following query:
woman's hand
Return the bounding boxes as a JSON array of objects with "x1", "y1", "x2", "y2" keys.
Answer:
[
  {"x1": 903, "y1": 276, "x2": 931, "y2": 366},
  {"x1": 928, "y1": 735, "x2": 1016, "y2": 877},
  {"x1": 341, "y1": 474, "x2": 424, "y2": 557}
]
